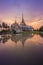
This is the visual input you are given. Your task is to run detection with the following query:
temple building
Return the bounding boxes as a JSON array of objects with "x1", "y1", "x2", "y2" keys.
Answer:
[
  {"x1": 11, "y1": 14, "x2": 33, "y2": 33},
  {"x1": 20, "y1": 14, "x2": 33, "y2": 31},
  {"x1": 11, "y1": 19, "x2": 22, "y2": 33}
]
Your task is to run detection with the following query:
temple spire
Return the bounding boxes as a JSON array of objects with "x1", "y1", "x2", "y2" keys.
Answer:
[
  {"x1": 22, "y1": 13, "x2": 24, "y2": 23},
  {"x1": 21, "y1": 13, "x2": 26, "y2": 26},
  {"x1": 15, "y1": 16, "x2": 17, "y2": 24}
]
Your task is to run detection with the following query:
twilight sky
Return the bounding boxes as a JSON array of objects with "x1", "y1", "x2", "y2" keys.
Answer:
[{"x1": 0, "y1": 0, "x2": 43, "y2": 29}]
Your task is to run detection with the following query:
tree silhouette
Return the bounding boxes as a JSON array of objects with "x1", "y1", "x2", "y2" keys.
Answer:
[
  {"x1": 2, "y1": 22, "x2": 9, "y2": 28},
  {"x1": 39, "y1": 26, "x2": 43, "y2": 31}
]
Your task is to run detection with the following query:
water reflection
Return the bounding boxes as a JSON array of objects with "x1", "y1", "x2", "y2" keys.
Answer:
[
  {"x1": 0, "y1": 33, "x2": 34, "y2": 44},
  {"x1": 39, "y1": 33, "x2": 43, "y2": 38},
  {"x1": 0, "y1": 35, "x2": 10, "y2": 44},
  {"x1": 0, "y1": 33, "x2": 43, "y2": 65},
  {"x1": 0, "y1": 33, "x2": 43, "y2": 45},
  {"x1": 11, "y1": 34, "x2": 34, "y2": 46}
]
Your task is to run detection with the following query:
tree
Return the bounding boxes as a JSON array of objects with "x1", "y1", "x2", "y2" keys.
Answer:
[
  {"x1": 39, "y1": 26, "x2": 43, "y2": 31},
  {"x1": 0, "y1": 24, "x2": 2, "y2": 28},
  {"x1": 2, "y1": 22, "x2": 9, "y2": 28},
  {"x1": 2, "y1": 22, "x2": 6, "y2": 28}
]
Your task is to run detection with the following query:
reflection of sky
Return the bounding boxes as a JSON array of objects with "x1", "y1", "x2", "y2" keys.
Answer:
[{"x1": 0, "y1": 0, "x2": 43, "y2": 29}]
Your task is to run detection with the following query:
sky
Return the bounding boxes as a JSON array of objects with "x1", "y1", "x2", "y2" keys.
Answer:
[{"x1": 0, "y1": 0, "x2": 43, "y2": 29}]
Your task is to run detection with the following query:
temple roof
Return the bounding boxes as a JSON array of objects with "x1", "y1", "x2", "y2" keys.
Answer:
[{"x1": 20, "y1": 14, "x2": 26, "y2": 26}]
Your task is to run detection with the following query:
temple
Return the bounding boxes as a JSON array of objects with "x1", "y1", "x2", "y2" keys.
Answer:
[
  {"x1": 11, "y1": 14, "x2": 33, "y2": 33},
  {"x1": 0, "y1": 14, "x2": 33, "y2": 33}
]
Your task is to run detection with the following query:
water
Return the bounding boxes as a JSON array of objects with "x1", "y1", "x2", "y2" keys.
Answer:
[{"x1": 0, "y1": 33, "x2": 43, "y2": 65}]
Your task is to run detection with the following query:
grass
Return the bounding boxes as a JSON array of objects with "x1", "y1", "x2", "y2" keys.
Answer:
[
  {"x1": 20, "y1": 31, "x2": 32, "y2": 34},
  {"x1": 32, "y1": 31, "x2": 43, "y2": 34},
  {"x1": 20, "y1": 31, "x2": 43, "y2": 34}
]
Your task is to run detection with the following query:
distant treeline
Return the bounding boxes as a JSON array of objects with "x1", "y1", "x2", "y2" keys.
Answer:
[{"x1": 34, "y1": 26, "x2": 43, "y2": 31}]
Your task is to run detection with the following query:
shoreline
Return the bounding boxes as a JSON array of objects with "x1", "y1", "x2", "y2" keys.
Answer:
[{"x1": 0, "y1": 30, "x2": 43, "y2": 35}]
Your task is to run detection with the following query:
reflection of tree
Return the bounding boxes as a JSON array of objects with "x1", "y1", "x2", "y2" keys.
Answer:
[
  {"x1": 39, "y1": 33, "x2": 43, "y2": 38},
  {"x1": 0, "y1": 35, "x2": 10, "y2": 44}
]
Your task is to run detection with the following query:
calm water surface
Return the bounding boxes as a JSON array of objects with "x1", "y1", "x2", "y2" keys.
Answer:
[{"x1": 0, "y1": 33, "x2": 43, "y2": 65}]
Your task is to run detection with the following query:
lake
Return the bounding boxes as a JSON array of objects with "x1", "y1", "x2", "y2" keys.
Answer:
[{"x1": 0, "y1": 33, "x2": 43, "y2": 65}]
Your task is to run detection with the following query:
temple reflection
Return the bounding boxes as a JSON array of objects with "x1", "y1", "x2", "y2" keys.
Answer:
[
  {"x1": 11, "y1": 34, "x2": 22, "y2": 44},
  {"x1": 21, "y1": 34, "x2": 34, "y2": 47},
  {"x1": 0, "y1": 33, "x2": 43, "y2": 47},
  {"x1": 0, "y1": 33, "x2": 34, "y2": 46}
]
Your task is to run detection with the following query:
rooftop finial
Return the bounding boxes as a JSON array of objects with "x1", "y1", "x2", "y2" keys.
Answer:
[
  {"x1": 15, "y1": 16, "x2": 17, "y2": 23},
  {"x1": 21, "y1": 13, "x2": 26, "y2": 26},
  {"x1": 22, "y1": 13, "x2": 24, "y2": 20}
]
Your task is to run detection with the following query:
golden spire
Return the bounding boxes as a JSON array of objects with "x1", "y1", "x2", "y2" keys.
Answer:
[
  {"x1": 21, "y1": 13, "x2": 26, "y2": 26},
  {"x1": 15, "y1": 16, "x2": 17, "y2": 24}
]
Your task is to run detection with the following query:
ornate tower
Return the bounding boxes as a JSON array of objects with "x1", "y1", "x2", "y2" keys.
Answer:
[
  {"x1": 20, "y1": 14, "x2": 26, "y2": 26},
  {"x1": 14, "y1": 16, "x2": 19, "y2": 26}
]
